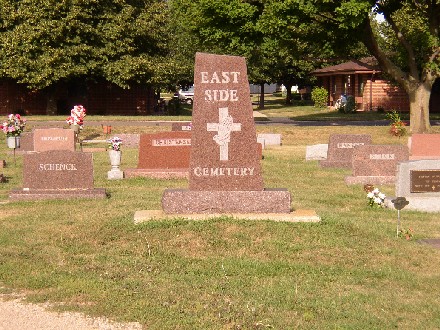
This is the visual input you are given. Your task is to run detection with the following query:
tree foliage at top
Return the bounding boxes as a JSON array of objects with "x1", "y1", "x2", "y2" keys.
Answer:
[
  {"x1": 0, "y1": 0, "x2": 181, "y2": 89},
  {"x1": 270, "y1": 0, "x2": 439, "y2": 132}
]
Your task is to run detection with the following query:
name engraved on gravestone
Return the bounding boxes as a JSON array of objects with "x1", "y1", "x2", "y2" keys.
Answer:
[
  {"x1": 369, "y1": 154, "x2": 395, "y2": 160},
  {"x1": 23, "y1": 151, "x2": 94, "y2": 189},
  {"x1": 33, "y1": 128, "x2": 75, "y2": 152},
  {"x1": 410, "y1": 170, "x2": 440, "y2": 192},
  {"x1": 337, "y1": 142, "x2": 366, "y2": 149},
  {"x1": 189, "y1": 53, "x2": 263, "y2": 191},
  {"x1": 152, "y1": 138, "x2": 191, "y2": 146}
]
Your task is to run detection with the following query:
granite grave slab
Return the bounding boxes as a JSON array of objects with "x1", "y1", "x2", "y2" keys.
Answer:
[
  {"x1": 171, "y1": 122, "x2": 192, "y2": 131},
  {"x1": 9, "y1": 150, "x2": 106, "y2": 200},
  {"x1": 320, "y1": 134, "x2": 372, "y2": 168},
  {"x1": 306, "y1": 144, "x2": 328, "y2": 161},
  {"x1": 156, "y1": 52, "x2": 318, "y2": 221},
  {"x1": 33, "y1": 128, "x2": 75, "y2": 152},
  {"x1": 124, "y1": 131, "x2": 191, "y2": 179},
  {"x1": 408, "y1": 134, "x2": 440, "y2": 160},
  {"x1": 256, "y1": 133, "x2": 282, "y2": 148},
  {"x1": 17, "y1": 132, "x2": 34, "y2": 152},
  {"x1": 385, "y1": 159, "x2": 440, "y2": 212},
  {"x1": 345, "y1": 144, "x2": 409, "y2": 184}
]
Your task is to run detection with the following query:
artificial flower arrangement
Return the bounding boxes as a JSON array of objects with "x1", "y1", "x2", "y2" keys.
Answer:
[
  {"x1": 386, "y1": 110, "x2": 407, "y2": 137},
  {"x1": 366, "y1": 185, "x2": 386, "y2": 208},
  {"x1": 108, "y1": 136, "x2": 122, "y2": 151},
  {"x1": 1, "y1": 113, "x2": 26, "y2": 137},
  {"x1": 66, "y1": 105, "x2": 86, "y2": 129}
]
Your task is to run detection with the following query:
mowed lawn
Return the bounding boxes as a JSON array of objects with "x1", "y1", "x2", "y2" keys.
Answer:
[{"x1": 1, "y1": 112, "x2": 440, "y2": 329}]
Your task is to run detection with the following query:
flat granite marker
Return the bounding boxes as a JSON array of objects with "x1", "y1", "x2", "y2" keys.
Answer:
[
  {"x1": 137, "y1": 52, "x2": 319, "y2": 222},
  {"x1": 124, "y1": 131, "x2": 191, "y2": 179},
  {"x1": 9, "y1": 150, "x2": 106, "y2": 200}
]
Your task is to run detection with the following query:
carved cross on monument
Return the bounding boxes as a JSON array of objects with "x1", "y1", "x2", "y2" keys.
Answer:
[{"x1": 207, "y1": 107, "x2": 242, "y2": 161}]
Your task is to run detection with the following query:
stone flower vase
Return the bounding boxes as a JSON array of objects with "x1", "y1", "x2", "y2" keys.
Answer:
[
  {"x1": 109, "y1": 150, "x2": 122, "y2": 169},
  {"x1": 7, "y1": 136, "x2": 20, "y2": 149},
  {"x1": 71, "y1": 124, "x2": 80, "y2": 133}
]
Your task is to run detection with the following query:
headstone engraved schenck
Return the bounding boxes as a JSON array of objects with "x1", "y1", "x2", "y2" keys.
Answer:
[
  {"x1": 9, "y1": 150, "x2": 106, "y2": 200},
  {"x1": 38, "y1": 163, "x2": 77, "y2": 171}
]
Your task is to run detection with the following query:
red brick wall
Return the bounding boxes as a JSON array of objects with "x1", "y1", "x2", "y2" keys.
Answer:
[
  {"x1": 0, "y1": 79, "x2": 155, "y2": 116},
  {"x1": 362, "y1": 78, "x2": 409, "y2": 111},
  {"x1": 317, "y1": 74, "x2": 410, "y2": 111}
]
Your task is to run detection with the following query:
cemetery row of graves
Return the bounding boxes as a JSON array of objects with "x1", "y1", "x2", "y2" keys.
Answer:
[{"x1": 1, "y1": 53, "x2": 440, "y2": 328}]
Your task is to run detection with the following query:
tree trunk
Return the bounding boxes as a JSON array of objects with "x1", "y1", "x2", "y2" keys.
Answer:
[
  {"x1": 46, "y1": 92, "x2": 57, "y2": 115},
  {"x1": 409, "y1": 82, "x2": 431, "y2": 133},
  {"x1": 285, "y1": 83, "x2": 293, "y2": 104},
  {"x1": 259, "y1": 83, "x2": 265, "y2": 109}
]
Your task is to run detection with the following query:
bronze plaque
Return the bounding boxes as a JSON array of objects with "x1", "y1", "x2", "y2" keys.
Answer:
[{"x1": 410, "y1": 170, "x2": 440, "y2": 193}]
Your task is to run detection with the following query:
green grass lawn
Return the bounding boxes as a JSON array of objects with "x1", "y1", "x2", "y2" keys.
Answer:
[{"x1": 1, "y1": 118, "x2": 440, "y2": 328}]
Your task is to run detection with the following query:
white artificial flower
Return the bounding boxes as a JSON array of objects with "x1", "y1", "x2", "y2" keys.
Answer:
[{"x1": 367, "y1": 192, "x2": 374, "y2": 198}]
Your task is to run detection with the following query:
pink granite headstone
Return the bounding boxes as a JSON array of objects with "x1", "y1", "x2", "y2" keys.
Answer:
[
  {"x1": 320, "y1": 134, "x2": 372, "y2": 168},
  {"x1": 409, "y1": 134, "x2": 440, "y2": 159},
  {"x1": 124, "y1": 131, "x2": 191, "y2": 179},
  {"x1": 345, "y1": 144, "x2": 409, "y2": 184},
  {"x1": 162, "y1": 53, "x2": 290, "y2": 213},
  {"x1": 171, "y1": 122, "x2": 192, "y2": 131},
  {"x1": 9, "y1": 150, "x2": 106, "y2": 200},
  {"x1": 33, "y1": 128, "x2": 75, "y2": 152}
]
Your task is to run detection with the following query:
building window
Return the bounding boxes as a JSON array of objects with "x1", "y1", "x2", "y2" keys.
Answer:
[{"x1": 358, "y1": 75, "x2": 364, "y2": 96}]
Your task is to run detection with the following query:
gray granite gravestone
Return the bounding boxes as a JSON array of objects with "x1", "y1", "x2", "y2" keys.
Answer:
[
  {"x1": 385, "y1": 159, "x2": 440, "y2": 212},
  {"x1": 9, "y1": 150, "x2": 106, "y2": 200},
  {"x1": 320, "y1": 134, "x2": 372, "y2": 168},
  {"x1": 162, "y1": 52, "x2": 291, "y2": 213},
  {"x1": 345, "y1": 144, "x2": 409, "y2": 184},
  {"x1": 257, "y1": 133, "x2": 282, "y2": 148},
  {"x1": 306, "y1": 144, "x2": 328, "y2": 161}
]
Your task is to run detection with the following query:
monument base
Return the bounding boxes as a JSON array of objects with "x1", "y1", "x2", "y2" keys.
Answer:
[
  {"x1": 319, "y1": 160, "x2": 351, "y2": 168},
  {"x1": 134, "y1": 209, "x2": 320, "y2": 224},
  {"x1": 162, "y1": 188, "x2": 291, "y2": 214},
  {"x1": 344, "y1": 176, "x2": 395, "y2": 185},
  {"x1": 124, "y1": 168, "x2": 188, "y2": 179},
  {"x1": 108, "y1": 169, "x2": 124, "y2": 180},
  {"x1": 385, "y1": 196, "x2": 440, "y2": 213},
  {"x1": 9, "y1": 188, "x2": 107, "y2": 201}
]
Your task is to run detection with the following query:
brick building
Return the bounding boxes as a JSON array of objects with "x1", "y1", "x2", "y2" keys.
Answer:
[
  {"x1": 0, "y1": 79, "x2": 156, "y2": 116},
  {"x1": 312, "y1": 58, "x2": 410, "y2": 112}
]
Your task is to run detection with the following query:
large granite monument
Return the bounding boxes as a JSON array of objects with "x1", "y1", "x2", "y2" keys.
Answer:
[{"x1": 150, "y1": 52, "x2": 318, "y2": 222}]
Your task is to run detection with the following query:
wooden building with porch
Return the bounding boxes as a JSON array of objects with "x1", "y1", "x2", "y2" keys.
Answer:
[{"x1": 312, "y1": 58, "x2": 410, "y2": 112}]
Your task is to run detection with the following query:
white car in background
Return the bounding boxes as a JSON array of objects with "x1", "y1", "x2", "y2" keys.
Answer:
[{"x1": 177, "y1": 86, "x2": 194, "y2": 104}]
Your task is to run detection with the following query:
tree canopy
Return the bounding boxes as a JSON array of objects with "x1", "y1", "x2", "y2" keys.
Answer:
[{"x1": 0, "y1": 0, "x2": 182, "y2": 90}]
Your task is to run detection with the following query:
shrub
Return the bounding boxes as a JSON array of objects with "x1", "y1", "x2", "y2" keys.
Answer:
[
  {"x1": 311, "y1": 87, "x2": 328, "y2": 108},
  {"x1": 345, "y1": 95, "x2": 356, "y2": 113}
]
